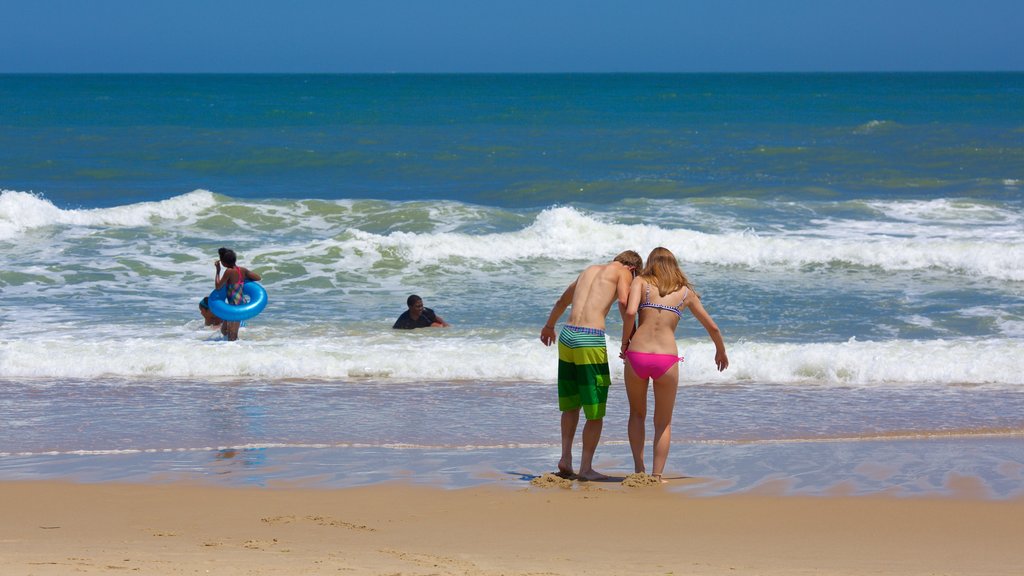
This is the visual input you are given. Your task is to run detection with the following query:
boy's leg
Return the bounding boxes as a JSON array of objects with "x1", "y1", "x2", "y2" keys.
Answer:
[
  {"x1": 577, "y1": 417, "x2": 608, "y2": 481},
  {"x1": 575, "y1": 341, "x2": 610, "y2": 480},
  {"x1": 558, "y1": 408, "x2": 580, "y2": 477},
  {"x1": 556, "y1": 326, "x2": 582, "y2": 477}
]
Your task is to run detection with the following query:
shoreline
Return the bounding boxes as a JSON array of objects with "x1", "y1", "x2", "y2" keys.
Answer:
[
  {"x1": 3, "y1": 435, "x2": 1022, "y2": 499},
  {"x1": 3, "y1": 479, "x2": 1022, "y2": 575}
]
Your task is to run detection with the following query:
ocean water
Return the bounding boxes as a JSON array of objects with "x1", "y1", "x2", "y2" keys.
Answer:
[{"x1": 2, "y1": 74, "x2": 1023, "y2": 495}]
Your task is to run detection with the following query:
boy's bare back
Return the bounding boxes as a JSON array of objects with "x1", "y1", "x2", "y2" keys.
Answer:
[
  {"x1": 539, "y1": 251, "x2": 641, "y2": 347},
  {"x1": 566, "y1": 262, "x2": 633, "y2": 329}
]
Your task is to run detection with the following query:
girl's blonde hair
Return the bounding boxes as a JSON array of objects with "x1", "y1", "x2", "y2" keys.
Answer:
[{"x1": 639, "y1": 247, "x2": 698, "y2": 298}]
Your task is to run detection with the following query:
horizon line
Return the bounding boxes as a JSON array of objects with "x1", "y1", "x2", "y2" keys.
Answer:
[{"x1": 2, "y1": 69, "x2": 1023, "y2": 75}]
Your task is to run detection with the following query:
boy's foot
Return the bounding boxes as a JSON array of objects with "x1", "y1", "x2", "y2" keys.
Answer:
[{"x1": 557, "y1": 458, "x2": 574, "y2": 478}]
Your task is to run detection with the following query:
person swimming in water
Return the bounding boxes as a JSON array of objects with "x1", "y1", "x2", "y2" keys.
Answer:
[
  {"x1": 214, "y1": 248, "x2": 262, "y2": 341},
  {"x1": 393, "y1": 294, "x2": 450, "y2": 329},
  {"x1": 619, "y1": 247, "x2": 728, "y2": 483},
  {"x1": 198, "y1": 296, "x2": 222, "y2": 327}
]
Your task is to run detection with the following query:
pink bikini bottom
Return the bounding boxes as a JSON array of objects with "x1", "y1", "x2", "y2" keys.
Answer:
[{"x1": 624, "y1": 351, "x2": 683, "y2": 380}]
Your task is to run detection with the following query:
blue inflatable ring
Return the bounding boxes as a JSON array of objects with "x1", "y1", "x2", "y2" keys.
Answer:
[{"x1": 208, "y1": 282, "x2": 268, "y2": 322}]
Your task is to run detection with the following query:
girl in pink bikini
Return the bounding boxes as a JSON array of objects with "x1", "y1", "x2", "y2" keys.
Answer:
[
  {"x1": 620, "y1": 247, "x2": 729, "y2": 482},
  {"x1": 214, "y1": 248, "x2": 262, "y2": 341}
]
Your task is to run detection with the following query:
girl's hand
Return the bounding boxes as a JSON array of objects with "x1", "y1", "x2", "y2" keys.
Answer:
[{"x1": 715, "y1": 349, "x2": 729, "y2": 372}]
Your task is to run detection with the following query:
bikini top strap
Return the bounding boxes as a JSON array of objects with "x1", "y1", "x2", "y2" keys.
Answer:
[{"x1": 676, "y1": 287, "x2": 689, "y2": 308}]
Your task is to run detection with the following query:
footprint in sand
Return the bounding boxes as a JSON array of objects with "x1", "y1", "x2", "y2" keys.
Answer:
[
  {"x1": 243, "y1": 538, "x2": 279, "y2": 550},
  {"x1": 261, "y1": 515, "x2": 297, "y2": 525},
  {"x1": 382, "y1": 549, "x2": 478, "y2": 571},
  {"x1": 260, "y1": 514, "x2": 375, "y2": 531}
]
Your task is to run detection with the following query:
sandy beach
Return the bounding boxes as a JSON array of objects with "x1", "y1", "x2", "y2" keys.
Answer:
[{"x1": 3, "y1": 478, "x2": 1022, "y2": 576}]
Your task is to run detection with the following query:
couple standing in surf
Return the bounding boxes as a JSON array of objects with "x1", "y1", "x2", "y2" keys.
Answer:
[{"x1": 539, "y1": 248, "x2": 729, "y2": 482}]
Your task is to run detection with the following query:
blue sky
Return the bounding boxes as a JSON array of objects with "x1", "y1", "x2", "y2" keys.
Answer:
[{"x1": 2, "y1": 0, "x2": 1022, "y2": 73}]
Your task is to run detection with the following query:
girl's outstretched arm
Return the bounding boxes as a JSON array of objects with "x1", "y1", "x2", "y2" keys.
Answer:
[{"x1": 688, "y1": 297, "x2": 729, "y2": 371}]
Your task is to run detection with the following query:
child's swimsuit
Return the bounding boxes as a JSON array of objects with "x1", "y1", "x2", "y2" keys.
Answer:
[
  {"x1": 625, "y1": 284, "x2": 688, "y2": 380},
  {"x1": 557, "y1": 324, "x2": 611, "y2": 420},
  {"x1": 226, "y1": 267, "x2": 247, "y2": 306}
]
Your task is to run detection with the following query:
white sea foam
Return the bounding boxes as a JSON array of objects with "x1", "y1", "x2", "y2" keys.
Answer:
[
  {"x1": 854, "y1": 120, "x2": 895, "y2": 134},
  {"x1": 233, "y1": 204, "x2": 1019, "y2": 282},
  {"x1": 959, "y1": 306, "x2": 1024, "y2": 338},
  {"x1": 1, "y1": 333, "x2": 1022, "y2": 388},
  {"x1": 898, "y1": 315, "x2": 936, "y2": 329},
  {"x1": 711, "y1": 338, "x2": 1024, "y2": 388},
  {"x1": 0, "y1": 441, "x2": 564, "y2": 458},
  {"x1": 0, "y1": 189, "x2": 218, "y2": 239},
  {"x1": 864, "y1": 198, "x2": 1021, "y2": 226},
  {"x1": 302, "y1": 206, "x2": 1024, "y2": 281},
  {"x1": 1, "y1": 189, "x2": 1021, "y2": 368},
  {"x1": 3, "y1": 191, "x2": 1021, "y2": 281}
]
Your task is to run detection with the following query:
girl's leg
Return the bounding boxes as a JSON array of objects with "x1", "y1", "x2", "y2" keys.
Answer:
[
  {"x1": 650, "y1": 365, "x2": 679, "y2": 479},
  {"x1": 623, "y1": 362, "x2": 649, "y2": 473},
  {"x1": 225, "y1": 321, "x2": 240, "y2": 341}
]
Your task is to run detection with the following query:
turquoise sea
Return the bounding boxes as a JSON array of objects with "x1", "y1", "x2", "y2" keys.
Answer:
[{"x1": 2, "y1": 74, "x2": 1023, "y2": 496}]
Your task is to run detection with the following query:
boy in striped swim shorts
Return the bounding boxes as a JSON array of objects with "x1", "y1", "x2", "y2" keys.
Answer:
[{"x1": 540, "y1": 250, "x2": 642, "y2": 481}]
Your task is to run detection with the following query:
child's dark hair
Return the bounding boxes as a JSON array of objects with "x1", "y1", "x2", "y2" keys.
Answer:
[{"x1": 220, "y1": 249, "x2": 237, "y2": 267}]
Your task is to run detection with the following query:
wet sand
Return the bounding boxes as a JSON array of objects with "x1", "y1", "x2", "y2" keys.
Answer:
[{"x1": 3, "y1": 478, "x2": 1022, "y2": 575}]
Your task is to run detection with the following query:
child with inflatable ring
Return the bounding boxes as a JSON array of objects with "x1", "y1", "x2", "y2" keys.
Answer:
[{"x1": 213, "y1": 247, "x2": 262, "y2": 341}]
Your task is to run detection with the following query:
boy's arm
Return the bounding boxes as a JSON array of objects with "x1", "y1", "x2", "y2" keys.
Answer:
[
  {"x1": 619, "y1": 277, "x2": 642, "y2": 356},
  {"x1": 615, "y1": 267, "x2": 632, "y2": 321},
  {"x1": 540, "y1": 280, "x2": 577, "y2": 346}
]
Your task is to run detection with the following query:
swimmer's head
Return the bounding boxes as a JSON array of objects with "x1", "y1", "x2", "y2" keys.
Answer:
[{"x1": 220, "y1": 249, "x2": 237, "y2": 267}]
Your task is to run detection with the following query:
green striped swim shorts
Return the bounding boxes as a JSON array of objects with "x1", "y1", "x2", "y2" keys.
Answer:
[{"x1": 557, "y1": 325, "x2": 611, "y2": 420}]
